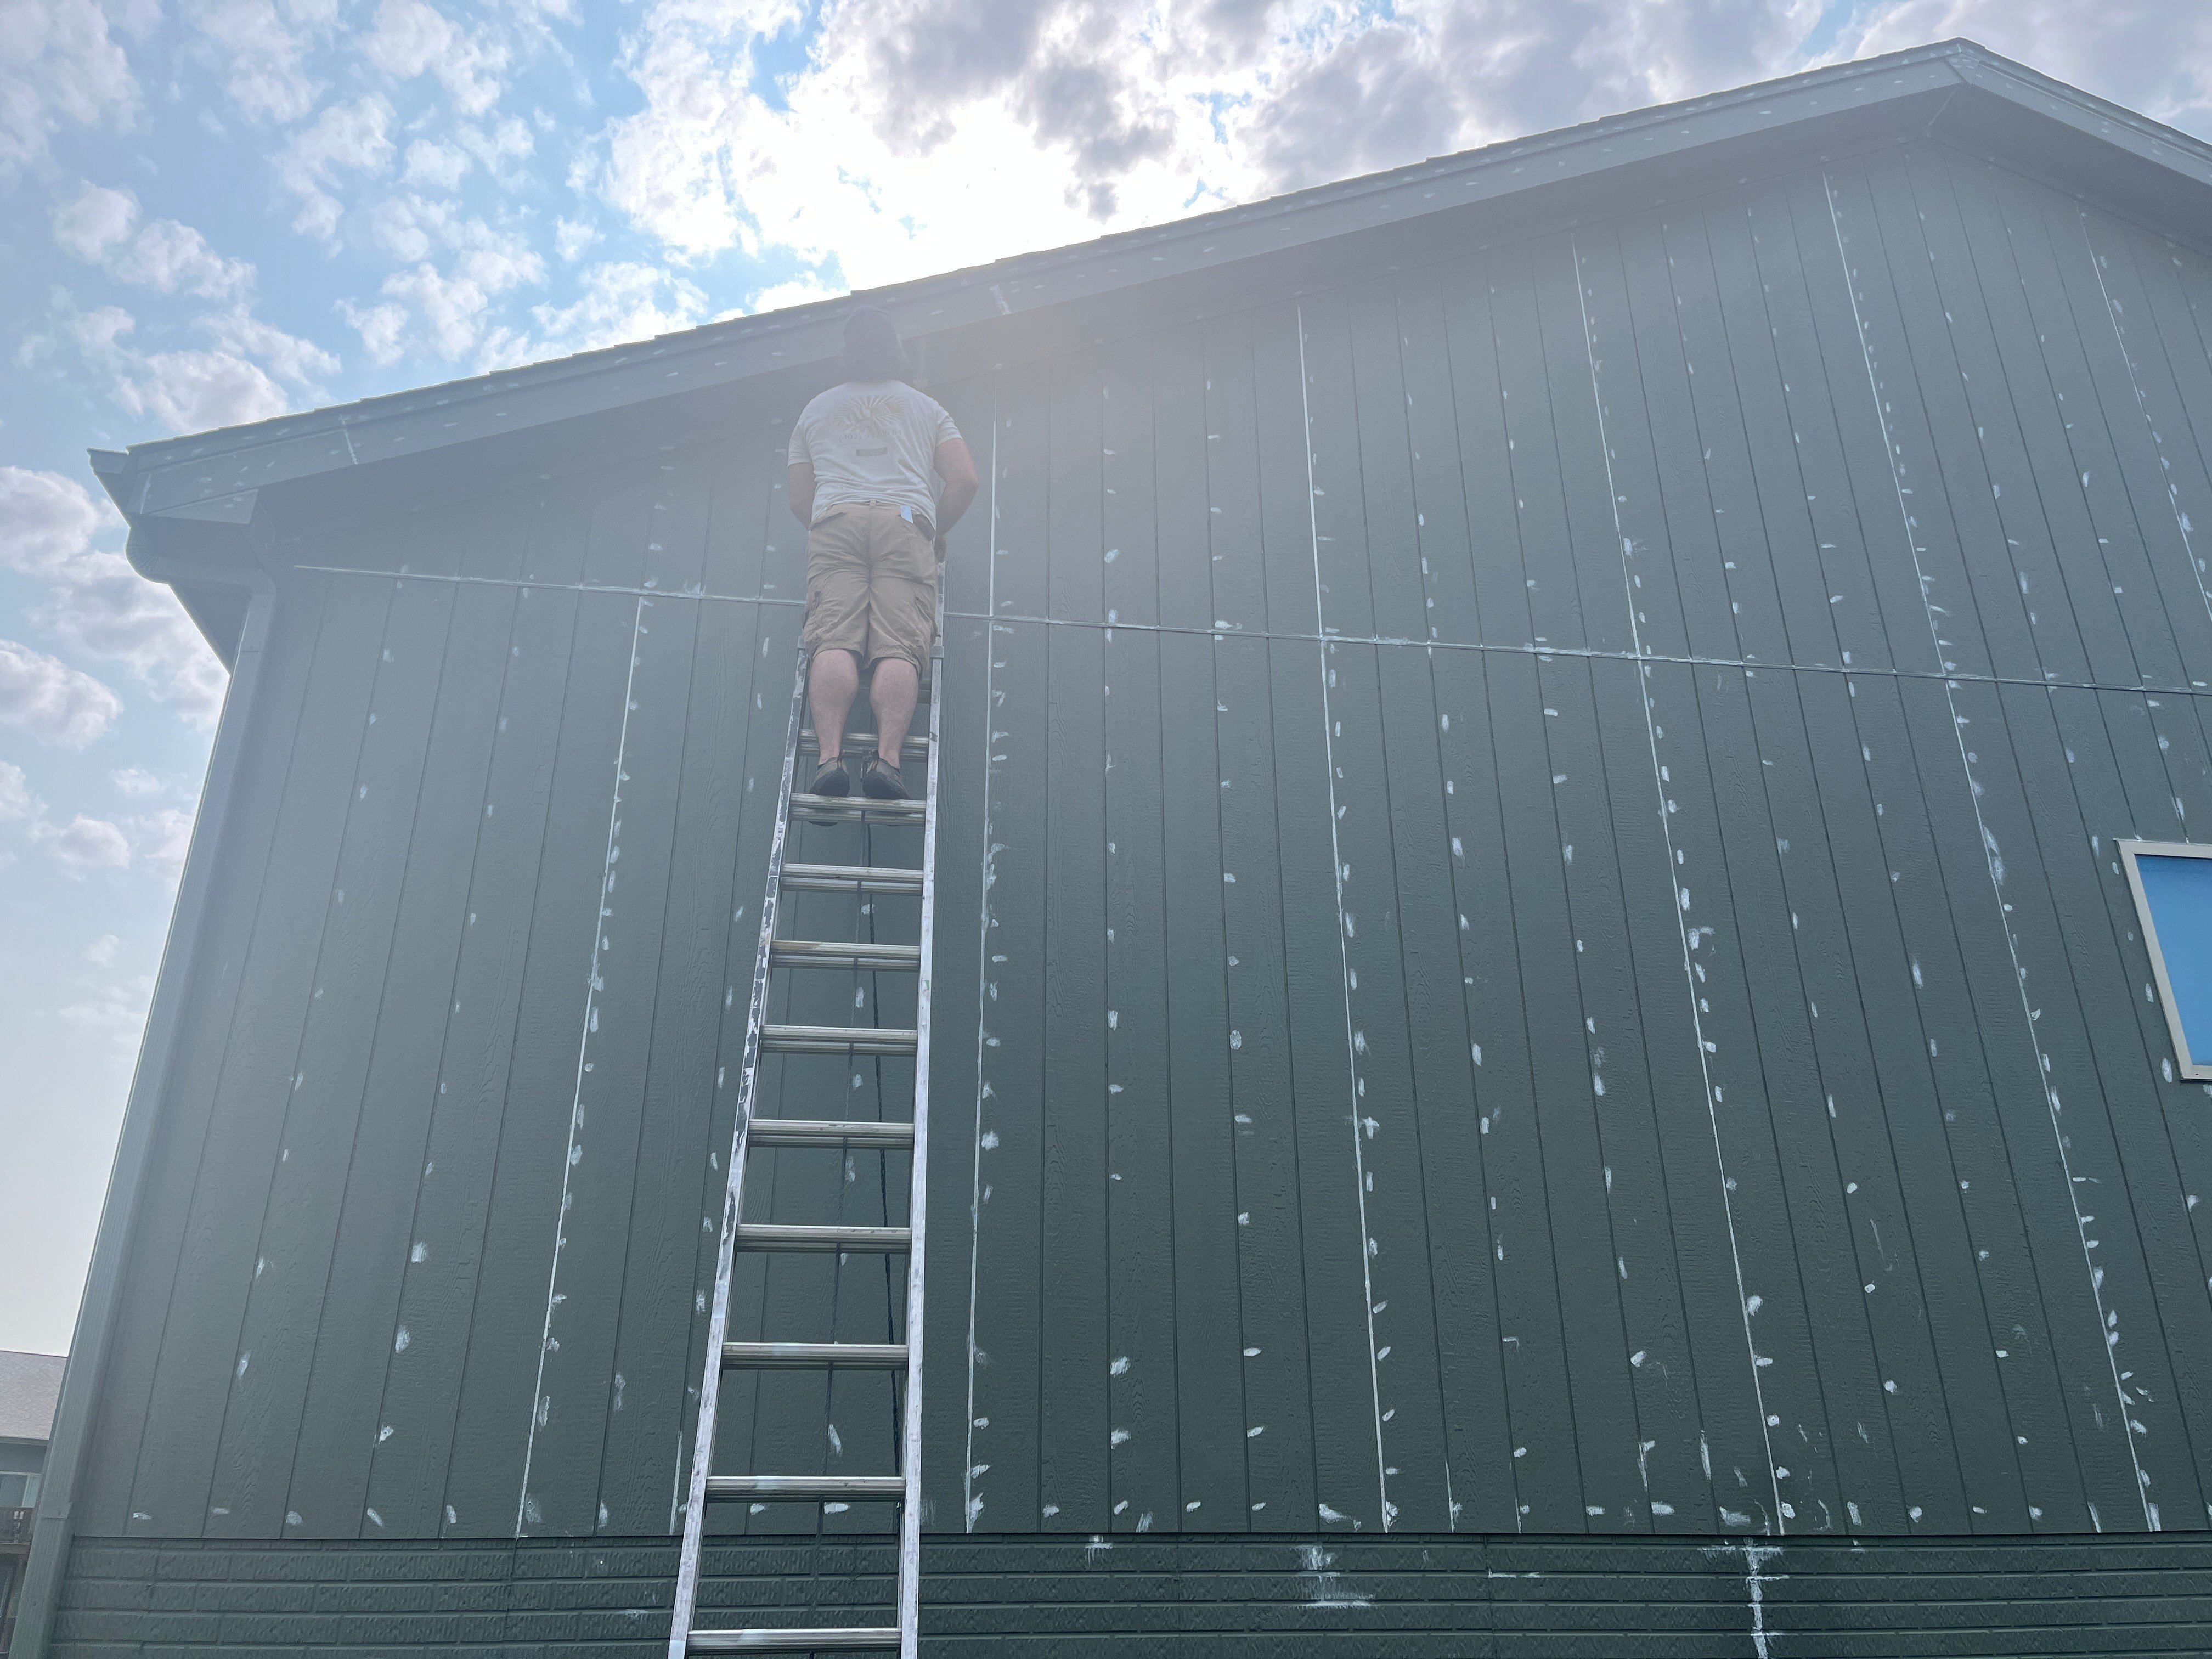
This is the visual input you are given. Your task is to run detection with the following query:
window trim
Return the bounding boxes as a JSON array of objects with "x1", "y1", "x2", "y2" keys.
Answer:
[{"x1": 2119, "y1": 838, "x2": 2212, "y2": 1082}]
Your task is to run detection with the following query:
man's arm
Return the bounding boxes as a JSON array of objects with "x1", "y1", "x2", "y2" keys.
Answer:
[
  {"x1": 786, "y1": 462, "x2": 816, "y2": 528},
  {"x1": 932, "y1": 436, "x2": 979, "y2": 549}
]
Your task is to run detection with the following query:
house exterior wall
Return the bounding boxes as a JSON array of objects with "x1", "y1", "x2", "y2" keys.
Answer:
[{"x1": 48, "y1": 136, "x2": 2212, "y2": 1650}]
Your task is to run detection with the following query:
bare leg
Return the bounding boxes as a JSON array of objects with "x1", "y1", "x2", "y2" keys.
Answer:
[
  {"x1": 868, "y1": 657, "x2": 919, "y2": 764},
  {"x1": 807, "y1": 648, "x2": 861, "y2": 780}
]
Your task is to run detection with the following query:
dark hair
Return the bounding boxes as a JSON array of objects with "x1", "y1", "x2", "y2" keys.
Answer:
[{"x1": 837, "y1": 306, "x2": 912, "y2": 383}]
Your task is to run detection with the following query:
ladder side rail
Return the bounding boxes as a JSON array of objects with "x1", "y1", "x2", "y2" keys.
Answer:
[
  {"x1": 896, "y1": 606, "x2": 946, "y2": 1659},
  {"x1": 668, "y1": 640, "x2": 812, "y2": 1659}
]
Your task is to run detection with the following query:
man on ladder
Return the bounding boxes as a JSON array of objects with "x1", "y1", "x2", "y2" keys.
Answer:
[{"x1": 787, "y1": 308, "x2": 978, "y2": 801}]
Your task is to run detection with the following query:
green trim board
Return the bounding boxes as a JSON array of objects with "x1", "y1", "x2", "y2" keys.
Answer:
[{"x1": 2120, "y1": 842, "x2": 2212, "y2": 1082}]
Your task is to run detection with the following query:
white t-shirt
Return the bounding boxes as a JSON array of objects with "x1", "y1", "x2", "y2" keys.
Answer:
[{"x1": 788, "y1": 380, "x2": 961, "y2": 526}]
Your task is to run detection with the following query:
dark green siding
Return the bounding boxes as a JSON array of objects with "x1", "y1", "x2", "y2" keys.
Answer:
[{"x1": 58, "y1": 134, "x2": 2212, "y2": 1645}]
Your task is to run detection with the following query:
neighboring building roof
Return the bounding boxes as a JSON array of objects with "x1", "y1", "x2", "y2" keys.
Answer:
[
  {"x1": 0, "y1": 1351, "x2": 66, "y2": 1444},
  {"x1": 89, "y1": 38, "x2": 2212, "y2": 563}
]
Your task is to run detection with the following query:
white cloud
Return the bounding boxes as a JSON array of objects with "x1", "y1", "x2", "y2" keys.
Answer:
[
  {"x1": 83, "y1": 932, "x2": 117, "y2": 964},
  {"x1": 37, "y1": 292, "x2": 333, "y2": 436},
  {"x1": 362, "y1": 0, "x2": 510, "y2": 117},
  {"x1": 0, "y1": 637, "x2": 123, "y2": 745},
  {"x1": 125, "y1": 805, "x2": 194, "y2": 877},
  {"x1": 56, "y1": 971, "x2": 154, "y2": 1051},
  {"x1": 183, "y1": 0, "x2": 340, "y2": 124},
  {"x1": 480, "y1": 259, "x2": 706, "y2": 368},
  {"x1": 110, "y1": 765, "x2": 164, "y2": 795},
  {"x1": 0, "y1": 759, "x2": 35, "y2": 820},
  {"x1": 743, "y1": 274, "x2": 841, "y2": 316},
  {"x1": 0, "y1": 468, "x2": 228, "y2": 725},
  {"x1": 0, "y1": 0, "x2": 139, "y2": 178},
  {"x1": 552, "y1": 215, "x2": 599, "y2": 261},
  {"x1": 344, "y1": 208, "x2": 545, "y2": 365},
  {"x1": 402, "y1": 137, "x2": 471, "y2": 191},
  {"x1": 279, "y1": 93, "x2": 396, "y2": 243},
  {"x1": 53, "y1": 182, "x2": 257, "y2": 300}
]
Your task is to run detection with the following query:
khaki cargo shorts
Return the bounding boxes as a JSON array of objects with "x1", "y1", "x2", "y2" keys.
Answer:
[{"x1": 801, "y1": 501, "x2": 938, "y2": 674}]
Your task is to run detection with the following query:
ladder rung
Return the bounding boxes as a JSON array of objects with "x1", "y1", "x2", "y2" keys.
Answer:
[
  {"x1": 688, "y1": 1629, "x2": 899, "y2": 1654},
  {"x1": 761, "y1": 1024, "x2": 918, "y2": 1055},
  {"x1": 802, "y1": 730, "x2": 931, "y2": 760},
  {"x1": 781, "y1": 862, "x2": 923, "y2": 894},
  {"x1": 723, "y1": 1341, "x2": 908, "y2": 1369},
  {"x1": 769, "y1": 939, "x2": 921, "y2": 971},
  {"x1": 749, "y1": 1119, "x2": 915, "y2": 1149},
  {"x1": 791, "y1": 793, "x2": 927, "y2": 822},
  {"x1": 736, "y1": 1224, "x2": 912, "y2": 1253},
  {"x1": 708, "y1": 1474, "x2": 906, "y2": 1499}
]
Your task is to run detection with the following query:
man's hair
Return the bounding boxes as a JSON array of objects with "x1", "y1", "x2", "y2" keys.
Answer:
[{"x1": 838, "y1": 307, "x2": 912, "y2": 383}]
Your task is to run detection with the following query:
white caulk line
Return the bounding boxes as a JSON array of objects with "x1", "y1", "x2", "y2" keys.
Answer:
[
  {"x1": 2080, "y1": 217, "x2": 2212, "y2": 639},
  {"x1": 292, "y1": 569, "x2": 2209, "y2": 701},
  {"x1": 517, "y1": 593, "x2": 647, "y2": 1537},
  {"x1": 1825, "y1": 173, "x2": 2153, "y2": 1526},
  {"x1": 1296, "y1": 303, "x2": 1392, "y2": 1530},
  {"x1": 1572, "y1": 238, "x2": 1784, "y2": 1532},
  {"x1": 962, "y1": 381, "x2": 1001, "y2": 1536}
]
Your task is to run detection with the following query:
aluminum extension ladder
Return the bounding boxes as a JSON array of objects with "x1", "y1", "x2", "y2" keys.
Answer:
[{"x1": 668, "y1": 621, "x2": 943, "y2": 1656}]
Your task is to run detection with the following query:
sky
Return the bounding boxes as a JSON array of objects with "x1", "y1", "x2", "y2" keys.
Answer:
[{"x1": 2, "y1": 0, "x2": 2209, "y2": 1358}]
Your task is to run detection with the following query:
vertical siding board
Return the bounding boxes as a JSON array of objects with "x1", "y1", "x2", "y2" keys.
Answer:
[
  {"x1": 1436, "y1": 266, "x2": 1537, "y2": 649},
  {"x1": 1782, "y1": 173, "x2": 1953, "y2": 680},
  {"x1": 442, "y1": 481, "x2": 648, "y2": 1534},
  {"x1": 596, "y1": 451, "x2": 771, "y2": 1536},
  {"x1": 1529, "y1": 236, "x2": 1636, "y2": 661},
  {"x1": 1099, "y1": 343, "x2": 1180, "y2": 1533},
  {"x1": 1300, "y1": 293, "x2": 1376, "y2": 641},
  {"x1": 2010, "y1": 686, "x2": 2212, "y2": 1521},
  {"x1": 1155, "y1": 324, "x2": 1250, "y2": 1527},
  {"x1": 286, "y1": 508, "x2": 526, "y2": 1540},
  {"x1": 1486, "y1": 246, "x2": 1588, "y2": 653},
  {"x1": 1899, "y1": 151, "x2": 2102, "y2": 689},
  {"x1": 921, "y1": 609, "x2": 985, "y2": 1536},
  {"x1": 1696, "y1": 665, "x2": 1922, "y2": 1531},
  {"x1": 1392, "y1": 269, "x2": 1482, "y2": 649},
  {"x1": 526, "y1": 465, "x2": 719, "y2": 1537},
  {"x1": 125, "y1": 569, "x2": 392, "y2": 1539},
  {"x1": 1935, "y1": 158, "x2": 2159, "y2": 690},
  {"x1": 1205, "y1": 326, "x2": 1322, "y2": 1525},
  {"x1": 1587, "y1": 660, "x2": 1763, "y2": 1533},
  {"x1": 1571, "y1": 227, "x2": 1697, "y2": 667},
  {"x1": 1543, "y1": 658, "x2": 1707, "y2": 1531},
  {"x1": 2119, "y1": 233, "x2": 2212, "y2": 654},
  {"x1": 77, "y1": 573, "x2": 325, "y2": 1535},
  {"x1": 2027, "y1": 193, "x2": 2212, "y2": 687},
  {"x1": 1748, "y1": 668, "x2": 2001, "y2": 1529},
  {"x1": 1973, "y1": 162, "x2": 2191, "y2": 689},
  {"x1": 1702, "y1": 199, "x2": 1851, "y2": 672},
  {"x1": 1642, "y1": 659, "x2": 1836, "y2": 1534},
  {"x1": 1615, "y1": 215, "x2": 1755, "y2": 668},
  {"x1": 1035, "y1": 354, "x2": 1109, "y2": 1532},
  {"x1": 966, "y1": 363, "x2": 1053, "y2": 1533},
  {"x1": 1341, "y1": 285, "x2": 1458, "y2": 1529},
  {"x1": 361, "y1": 488, "x2": 590, "y2": 1537},
  {"x1": 1200, "y1": 315, "x2": 1271, "y2": 638},
  {"x1": 1489, "y1": 649, "x2": 1633, "y2": 1531},
  {"x1": 1103, "y1": 625, "x2": 1178, "y2": 1533},
  {"x1": 1886, "y1": 673, "x2": 2152, "y2": 1527},
  {"x1": 1740, "y1": 179, "x2": 1898, "y2": 679},
  {"x1": 1264, "y1": 633, "x2": 1382, "y2": 1531},
  {"x1": 209, "y1": 560, "x2": 460, "y2": 1539},
  {"x1": 1251, "y1": 304, "x2": 1321, "y2": 639},
  {"x1": 2080, "y1": 215, "x2": 2212, "y2": 675},
  {"x1": 1857, "y1": 153, "x2": 2046, "y2": 682},
  {"x1": 1660, "y1": 210, "x2": 1801, "y2": 669}
]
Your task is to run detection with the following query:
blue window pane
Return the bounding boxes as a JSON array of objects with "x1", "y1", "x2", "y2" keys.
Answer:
[{"x1": 2138, "y1": 853, "x2": 2212, "y2": 1066}]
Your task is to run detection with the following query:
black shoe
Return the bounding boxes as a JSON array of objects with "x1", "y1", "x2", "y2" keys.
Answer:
[
  {"x1": 861, "y1": 755, "x2": 909, "y2": 800},
  {"x1": 811, "y1": 753, "x2": 851, "y2": 797}
]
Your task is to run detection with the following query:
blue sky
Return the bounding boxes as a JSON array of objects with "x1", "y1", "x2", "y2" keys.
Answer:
[{"x1": 2, "y1": 0, "x2": 2207, "y2": 1355}]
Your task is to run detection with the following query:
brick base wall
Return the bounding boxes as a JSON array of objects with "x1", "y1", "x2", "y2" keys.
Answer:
[{"x1": 49, "y1": 1532, "x2": 2212, "y2": 1656}]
